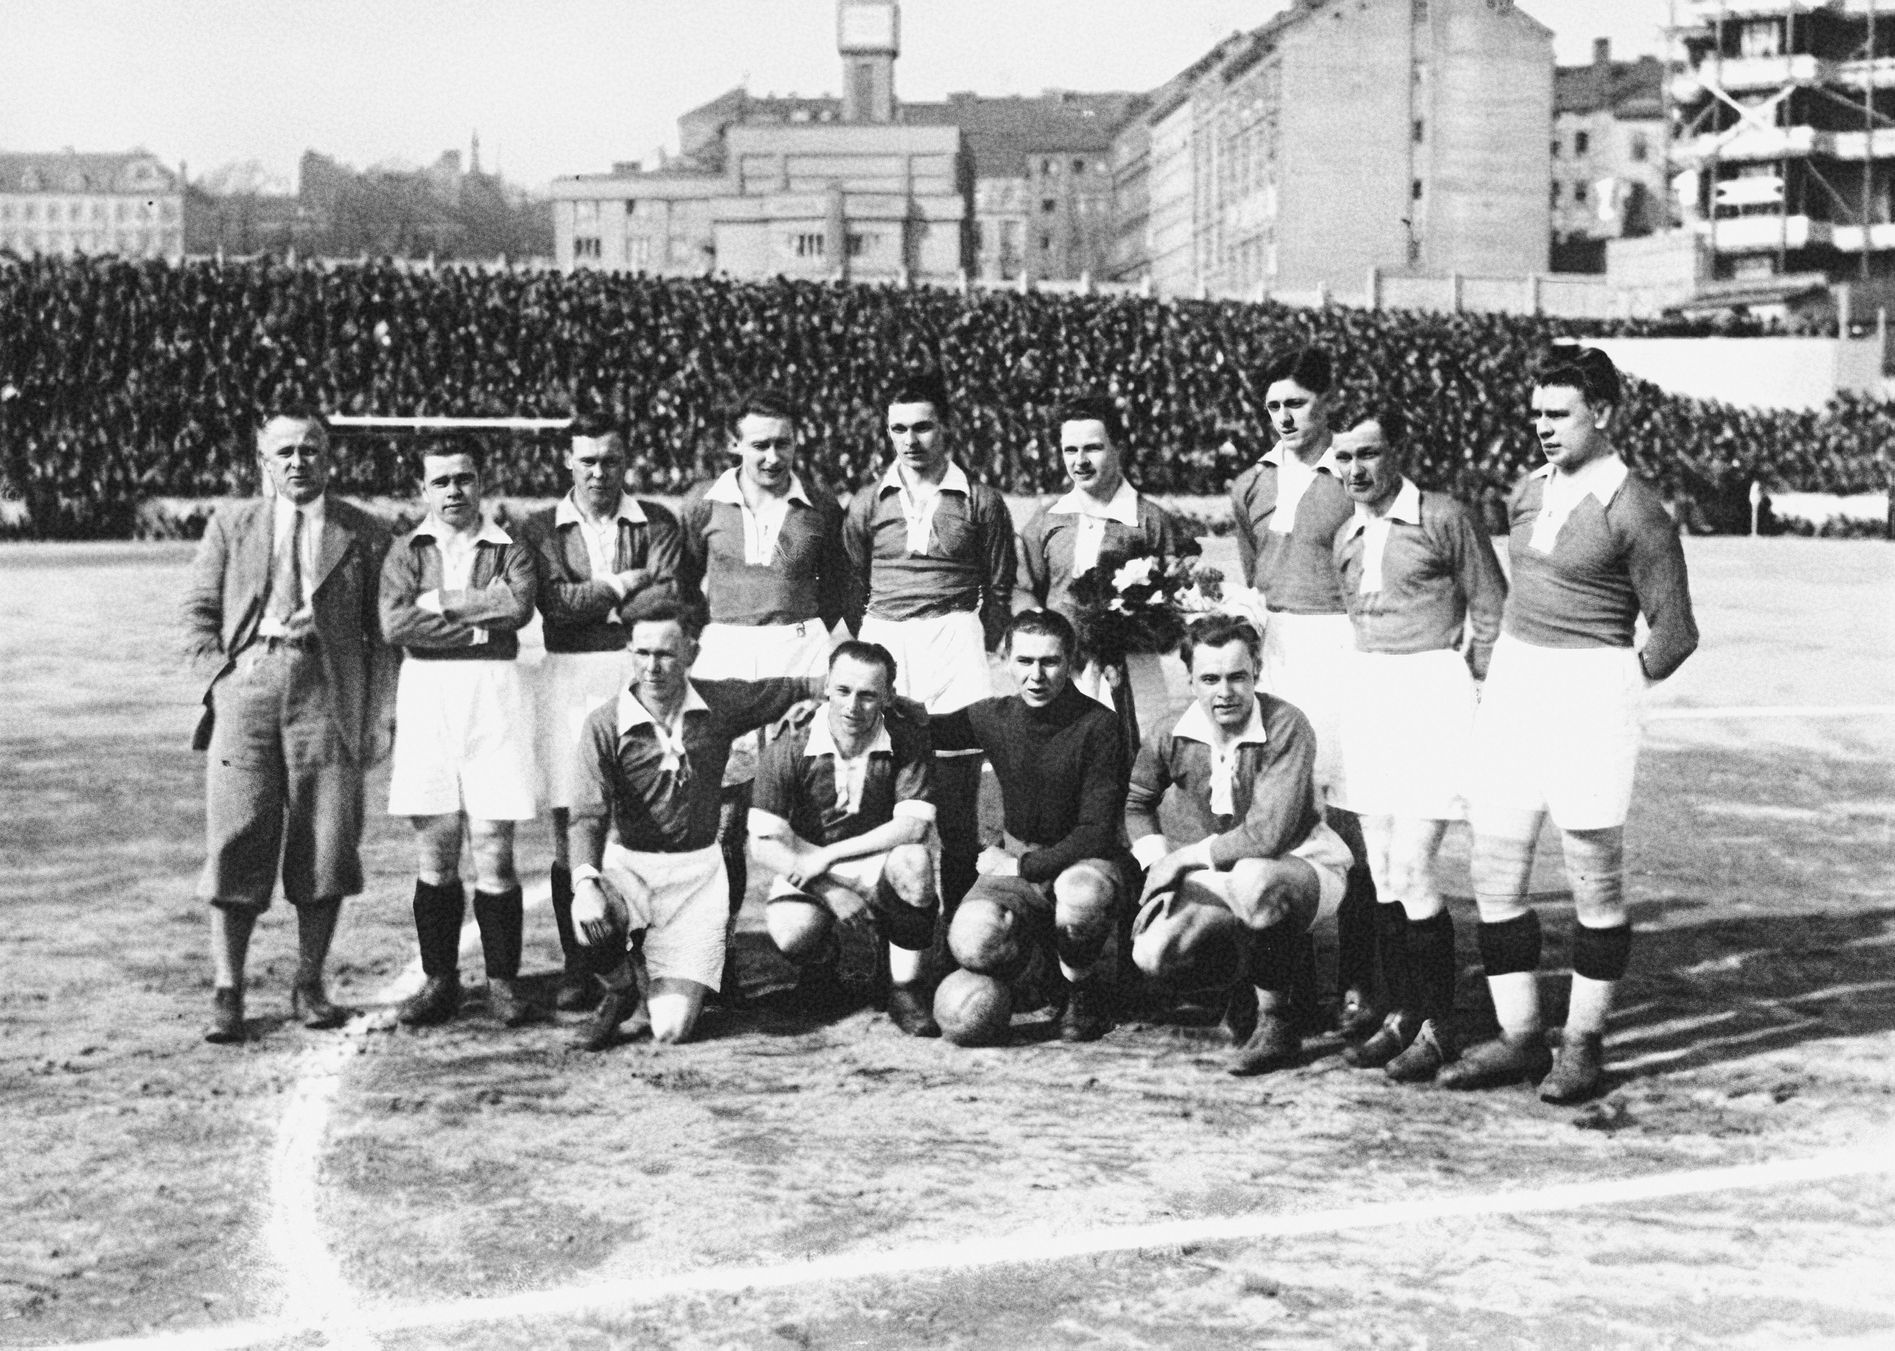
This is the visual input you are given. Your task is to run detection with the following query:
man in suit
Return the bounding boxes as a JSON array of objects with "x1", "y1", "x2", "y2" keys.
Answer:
[{"x1": 183, "y1": 409, "x2": 393, "y2": 1043}]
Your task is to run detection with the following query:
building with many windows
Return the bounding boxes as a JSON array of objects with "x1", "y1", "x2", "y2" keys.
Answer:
[
  {"x1": 1553, "y1": 40, "x2": 1669, "y2": 272},
  {"x1": 0, "y1": 151, "x2": 183, "y2": 260},
  {"x1": 1112, "y1": 0, "x2": 1553, "y2": 299},
  {"x1": 1672, "y1": 0, "x2": 1895, "y2": 294}
]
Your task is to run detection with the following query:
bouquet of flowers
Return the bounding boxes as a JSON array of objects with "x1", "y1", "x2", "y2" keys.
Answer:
[{"x1": 1068, "y1": 544, "x2": 1225, "y2": 667}]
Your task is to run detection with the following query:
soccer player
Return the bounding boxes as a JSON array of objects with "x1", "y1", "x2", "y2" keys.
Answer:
[
  {"x1": 1126, "y1": 614, "x2": 1355, "y2": 1075},
  {"x1": 523, "y1": 416, "x2": 680, "y2": 1011},
  {"x1": 564, "y1": 601, "x2": 828, "y2": 1049},
  {"x1": 844, "y1": 370, "x2": 1016, "y2": 916},
  {"x1": 748, "y1": 641, "x2": 940, "y2": 1037},
  {"x1": 1329, "y1": 410, "x2": 1507, "y2": 1081},
  {"x1": 1017, "y1": 392, "x2": 1199, "y2": 746},
  {"x1": 679, "y1": 387, "x2": 848, "y2": 988},
  {"x1": 380, "y1": 445, "x2": 540, "y2": 1028},
  {"x1": 927, "y1": 610, "x2": 1130, "y2": 1042},
  {"x1": 1445, "y1": 347, "x2": 1698, "y2": 1103},
  {"x1": 1228, "y1": 345, "x2": 1379, "y2": 1036},
  {"x1": 183, "y1": 410, "x2": 392, "y2": 1043}
]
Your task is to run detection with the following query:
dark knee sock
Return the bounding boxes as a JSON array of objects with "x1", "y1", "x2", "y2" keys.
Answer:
[
  {"x1": 1407, "y1": 910, "x2": 1457, "y2": 1025},
  {"x1": 1250, "y1": 925, "x2": 1301, "y2": 1003},
  {"x1": 413, "y1": 878, "x2": 466, "y2": 979},
  {"x1": 473, "y1": 886, "x2": 524, "y2": 980},
  {"x1": 1375, "y1": 901, "x2": 1414, "y2": 1016},
  {"x1": 1336, "y1": 866, "x2": 1378, "y2": 998},
  {"x1": 718, "y1": 786, "x2": 750, "y2": 917},
  {"x1": 550, "y1": 865, "x2": 578, "y2": 966}
]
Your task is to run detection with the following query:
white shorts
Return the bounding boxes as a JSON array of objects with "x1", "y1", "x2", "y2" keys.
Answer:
[
  {"x1": 535, "y1": 649, "x2": 634, "y2": 810},
  {"x1": 694, "y1": 619, "x2": 837, "y2": 785},
  {"x1": 388, "y1": 659, "x2": 538, "y2": 821},
  {"x1": 1261, "y1": 610, "x2": 1355, "y2": 810},
  {"x1": 599, "y1": 841, "x2": 728, "y2": 990},
  {"x1": 1340, "y1": 648, "x2": 1476, "y2": 821},
  {"x1": 765, "y1": 849, "x2": 889, "y2": 901},
  {"x1": 860, "y1": 610, "x2": 994, "y2": 725},
  {"x1": 1188, "y1": 822, "x2": 1352, "y2": 927},
  {"x1": 1471, "y1": 634, "x2": 1645, "y2": 831}
]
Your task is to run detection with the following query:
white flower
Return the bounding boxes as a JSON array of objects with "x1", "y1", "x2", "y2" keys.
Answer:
[
  {"x1": 1217, "y1": 585, "x2": 1271, "y2": 632},
  {"x1": 1176, "y1": 584, "x2": 1217, "y2": 614},
  {"x1": 1107, "y1": 597, "x2": 1128, "y2": 613},
  {"x1": 1111, "y1": 556, "x2": 1158, "y2": 591}
]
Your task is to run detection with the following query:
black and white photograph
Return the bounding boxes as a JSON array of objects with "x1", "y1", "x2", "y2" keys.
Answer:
[{"x1": 2, "y1": 1, "x2": 1892, "y2": 1347}]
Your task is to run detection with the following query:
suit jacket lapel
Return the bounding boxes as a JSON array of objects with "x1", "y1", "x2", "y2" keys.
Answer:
[
  {"x1": 311, "y1": 498, "x2": 351, "y2": 594},
  {"x1": 231, "y1": 502, "x2": 273, "y2": 648}
]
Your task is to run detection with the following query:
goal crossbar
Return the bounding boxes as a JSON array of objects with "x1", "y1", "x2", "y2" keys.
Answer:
[{"x1": 326, "y1": 416, "x2": 573, "y2": 431}]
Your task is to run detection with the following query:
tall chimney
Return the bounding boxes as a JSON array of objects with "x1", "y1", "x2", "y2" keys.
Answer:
[{"x1": 1594, "y1": 37, "x2": 1611, "y2": 67}]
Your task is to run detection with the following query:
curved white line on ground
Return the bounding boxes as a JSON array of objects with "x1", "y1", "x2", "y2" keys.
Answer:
[
  {"x1": 1645, "y1": 704, "x2": 1895, "y2": 721},
  {"x1": 258, "y1": 883, "x2": 552, "y2": 1351},
  {"x1": 47, "y1": 1137, "x2": 1895, "y2": 1351}
]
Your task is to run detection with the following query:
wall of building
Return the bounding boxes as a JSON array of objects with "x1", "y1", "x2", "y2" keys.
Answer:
[
  {"x1": 0, "y1": 154, "x2": 184, "y2": 261},
  {"x1": 1589, "y1": 334, "x2": 1886, "y2": 410},
  {"x1": 1424, "y1": 0, "x2": 1551, "y2": 278}
]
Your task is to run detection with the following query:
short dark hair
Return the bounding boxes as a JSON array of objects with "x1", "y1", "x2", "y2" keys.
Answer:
[
  {"x1": 568, "y1": 410, "x2": 622, "y2": 443},
  {"x1": 1534, "y1": 345, "x2": 1622, "y2": 408},
  {"x1": 626, "y1": 597, "x2": 707, "y2": 640},
  {"x1": 727, "y1": 386, "x2": 799, "y2": 438},
  {"x1": 828, "y1": 639, "x2": 897, "y2": 691},
  {"x1": 1006, "y1": 608, "x2": 1077, "y2": 660},
  {"x1": 1180, "y1": 614, "x2": 1261, "y2": 672},
  {"x1": 1348, "y1": 406, "x2": 1409, "y2": 450},
  {"x1": 886, "y1": 369, "x2": 951, "y2": 417},
  {"x1": 417, "y1": 439, "x2": 484, "y2": 473},
  {"x1": 1261, "y1": 345, "x2": 1335, "y2": 395},
  {"x1": 1053, "y1": 392, "x2": 1126, "y2": 446}
]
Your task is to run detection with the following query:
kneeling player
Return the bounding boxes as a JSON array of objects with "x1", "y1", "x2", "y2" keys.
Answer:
[
  {"x1": 929, "y1": 610, "x2": 1132, "y2": 1043},
  {"x1": 1126, "y1": 615, "x2": 1354, "y2": 1075},
  {"x1": 748, "y1": 641, "x2": 941, "y2": 1036},
  {"x1": 380, "y1": 445, "x2": 541, "y2": 1028}
]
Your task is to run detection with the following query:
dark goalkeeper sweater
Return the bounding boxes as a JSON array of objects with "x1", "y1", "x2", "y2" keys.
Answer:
[{"x1": 929, "y1": 683, "x2": 1128, "y2": 884}]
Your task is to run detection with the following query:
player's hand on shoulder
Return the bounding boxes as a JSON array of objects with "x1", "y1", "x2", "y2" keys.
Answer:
[{"x1": 975, "y1": 845, "x2": 1019, "y2": 879}]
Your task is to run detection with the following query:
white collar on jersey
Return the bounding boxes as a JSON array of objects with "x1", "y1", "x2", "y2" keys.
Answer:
[
  {"x1": 556, "y1": 490, "x2": 647, "y2": 528},
  {"x1": 705, "y1": 466, "x2": 814, "y2": 509},
  {"x1": 1048, "y1": 476, "x2": 1140, "y2": 526}
]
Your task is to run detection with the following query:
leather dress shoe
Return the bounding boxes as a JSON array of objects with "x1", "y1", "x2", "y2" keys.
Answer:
[
  {"x1": 1344, "y1": 1011, "x2": 1418, "y2": 1068},
  {"x1": 1058, "y1": 980, "x2": 1114, "y2": 1043},
  {"x1": 887, "y1": 983, "x2": 941, "y2": 1038},
  {"x1": 1539, "y1": 1032, "x2": 1606, "y2": 1105},
  {"x1": 205, "y1": 987, "x2": 246, "y2": 1044},
  {"x1": 397, "y1": 975, "x2": 462, "y2": 1027},
  {"x1": 1227, "y1": 1009, "x2": 1300, "y2": 1076},
  {"x1": 291, "y1": 979, "x2": 351, "y2": 1030},
  {"x1": 1436, "y1": 1031, "x2": 1552, "y2": 1090},
  {"x1": 572, "y1": 983, "x2": 644, "y2": 1052},
  {"x1": 1385, "y1": 1018, "x2": 1455, "y2": 1083}
]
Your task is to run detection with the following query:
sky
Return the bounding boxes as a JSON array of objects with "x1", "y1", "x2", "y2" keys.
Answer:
[{"x1": 0, "y1": 1, "x2": 1670, "y2": 193}]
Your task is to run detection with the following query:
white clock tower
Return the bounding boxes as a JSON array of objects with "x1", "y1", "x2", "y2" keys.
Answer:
[{"x1": 837, "y1": 0, "x2": 899, "y2": 124}]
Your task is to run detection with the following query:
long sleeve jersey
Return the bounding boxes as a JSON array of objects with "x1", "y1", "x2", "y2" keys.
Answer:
[
  {"x1": 523, "y1": 494, "x2": 682, "y2": 654},
  {"x1": 1125, "y1": 694, "x2": 1326, "y2": 870},
  {"x1": 1332, "y1": 480, "x2": 1508, "y2": 678},
  {"x1": 379, "y1": 517, "x2": 536, "y2": 661},
  {"x1": 1503, "y1": 457, "x2": 1699, "y2": 681},
  {"x1": 929, "y1": 683, "x2": 1127, "y2": 884},
  {"x1": 1228, "y1": 442, "x2": 1352, "y2": 614},
  {"x1": 677, "y1": 469, "x2": 849, "y2": 629}
]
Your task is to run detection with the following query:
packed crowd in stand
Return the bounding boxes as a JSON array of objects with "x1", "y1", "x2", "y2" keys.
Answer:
[{"x1": 1, "y1": 254, "x2": 1889, "y2": 537}]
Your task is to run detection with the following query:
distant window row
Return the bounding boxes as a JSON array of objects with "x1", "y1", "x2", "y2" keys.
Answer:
[
  {"x1": 0, "y1": 230, "x2": 180, "y2": 253},
  {"x1": 0, "y1": 198, "x2": 177, "y2": 223}
]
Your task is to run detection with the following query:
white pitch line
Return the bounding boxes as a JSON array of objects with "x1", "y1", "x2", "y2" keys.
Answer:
[
  {"x1": 44, "y1": 1138, "x2": 1895, "y2": 1351},
  {"x1": 1645, "y1": 704, "x2": 1895, "y2": 722},
  {"x1": 257, "y1": 882, "x2": 552, "y2": 1351},
  {"x1": 327, "y1": 416, "x2": 572, "y2": 430}
]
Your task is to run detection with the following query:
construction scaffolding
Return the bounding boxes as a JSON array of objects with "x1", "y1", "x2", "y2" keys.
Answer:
[{"x1": 1670, "y1": 0, "x2": 1895, "y2": 286}]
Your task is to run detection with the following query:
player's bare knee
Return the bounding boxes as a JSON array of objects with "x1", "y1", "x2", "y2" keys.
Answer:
[
  {"x1": 882, "y1": 844, "x2": 935, "y2": 906},
  {"x1": 1563, "y1": 826, "x2": 1627, "y2": 928},
  {"x1": 948, "y1": 901, "x2": 1021, "y2": 977},
  {"x1": 766, "y1": 899, "x2": 831, "y2": 962}
]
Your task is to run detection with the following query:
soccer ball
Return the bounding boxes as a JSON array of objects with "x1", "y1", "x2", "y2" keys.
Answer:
[{"x1": 933, "y1": 969, "x2": 1012, "y2": 1047}]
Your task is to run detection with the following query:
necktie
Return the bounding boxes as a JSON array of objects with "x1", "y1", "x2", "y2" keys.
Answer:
[{"x1": 286, "y1": 508, "x2": 305, "y2": 615}]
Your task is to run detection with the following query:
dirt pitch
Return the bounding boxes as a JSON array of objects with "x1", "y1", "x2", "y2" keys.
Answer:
[{"x1": 2, "y1": 535, "x2": 1893, "y2": 1351}]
